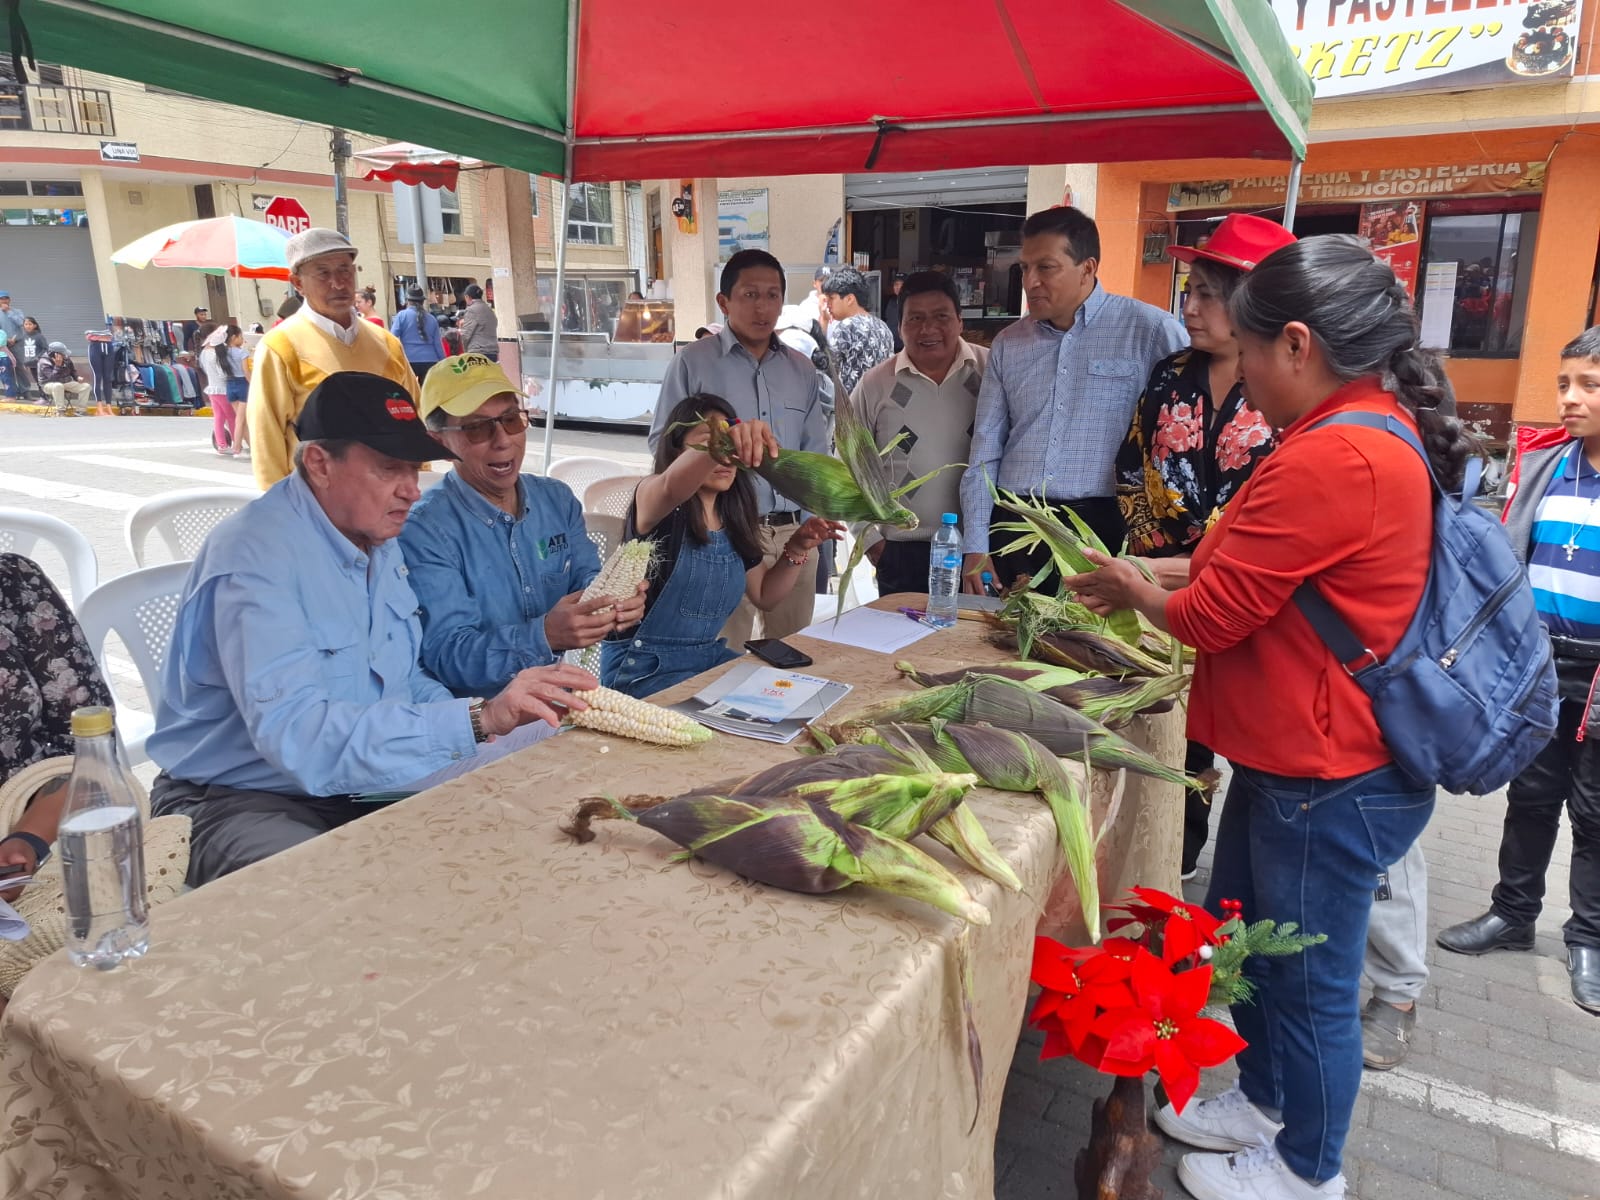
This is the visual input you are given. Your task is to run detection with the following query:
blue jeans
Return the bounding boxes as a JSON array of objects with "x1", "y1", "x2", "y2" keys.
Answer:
[{"x1": 1205, "y1": 762, "x2": 1434, "y2": 1183}]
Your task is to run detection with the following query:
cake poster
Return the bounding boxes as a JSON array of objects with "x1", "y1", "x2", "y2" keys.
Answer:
[{"x1": 1270, "y1": 0, "x2": 1583, "y2": 99}]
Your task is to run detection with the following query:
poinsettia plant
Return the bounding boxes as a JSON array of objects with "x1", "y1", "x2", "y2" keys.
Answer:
[{"x1": 1030, "y1": 887, "x2": 1324, "y2": 1113}]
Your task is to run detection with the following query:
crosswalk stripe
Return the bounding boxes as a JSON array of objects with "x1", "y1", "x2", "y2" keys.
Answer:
[
  {"x1": 0, "y1": 470, "x2": 143, "y2": 512},
  {"x1": 0, "y1": 438, "x2": 199, "y2": 456},
  {"x1": 65, "y1": 454, "x2": 259, "y2": 490}
]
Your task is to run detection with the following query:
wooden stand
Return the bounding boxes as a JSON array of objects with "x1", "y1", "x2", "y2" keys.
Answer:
[{"x1": 1074, "y1": 1074, "x2": 1164, "y2": 1200}]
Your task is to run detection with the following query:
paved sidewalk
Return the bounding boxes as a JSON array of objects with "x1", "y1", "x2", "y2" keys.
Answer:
[{"x1": 995, "y1": 783, "x2": 1599, "y2": 1200}]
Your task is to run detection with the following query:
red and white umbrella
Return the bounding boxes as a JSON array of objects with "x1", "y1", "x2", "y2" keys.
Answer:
[{"x1": 352, "y1": 142, "x2": 482, "y2": 191}]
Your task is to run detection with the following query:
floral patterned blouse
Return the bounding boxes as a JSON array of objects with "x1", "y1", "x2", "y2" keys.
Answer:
[
  {"x1": 1115, "y1": 349, "x2": 1275, "y2": 557},
  {"x1": 0, "y1": 553, "x2": 112, "y2": 782}
]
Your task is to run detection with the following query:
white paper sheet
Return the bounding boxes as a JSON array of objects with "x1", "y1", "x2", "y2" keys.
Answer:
[{"x1": 797, "y1": 606, "x2": 941, "y2": 653}]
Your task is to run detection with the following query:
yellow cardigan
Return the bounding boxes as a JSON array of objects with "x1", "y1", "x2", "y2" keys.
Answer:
[{"x1": 245, "y1": 312, "x2": 419, "y2": 489}]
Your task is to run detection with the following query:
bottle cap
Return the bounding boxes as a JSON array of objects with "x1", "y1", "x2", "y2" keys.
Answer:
[
  {"x1": 70, "y1": 706, "x2": 115, "y2": 738},
  {"x1": 981, "y1": 571, "x2": 994, "y2": 581},
  {"x1": 941, "y1": 512, "x2": 958, "y2": 524}
]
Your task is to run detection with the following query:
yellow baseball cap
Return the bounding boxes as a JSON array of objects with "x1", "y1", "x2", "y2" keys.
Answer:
[{"x1": 419, "y1": 353, "x2": 521, "y2": 420}]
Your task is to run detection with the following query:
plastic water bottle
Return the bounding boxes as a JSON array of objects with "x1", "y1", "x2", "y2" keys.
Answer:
[
  {"x1": 927, "y1": 512, "x2": 962, "y2": 629},
  {"x1": 980, "y1": 570, "x2": 1001, "y2": 598},
  {"x1": 59, "y1": 706, "x2": 149, "y2": 970}
]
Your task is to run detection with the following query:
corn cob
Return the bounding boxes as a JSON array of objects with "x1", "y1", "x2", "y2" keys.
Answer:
[
  {"x1": 631, "y1": 791, "x2": 990, "y2": 924},
  {"x1": 565, "y1": 686, "x2": 712, "y2": 746},
  {"x1": 1024, "y1": 628, "x2": 1171, "y2": 678},
  {"x1": 581, "y1": 539, "x2": 655, "y2": 616},
  {"x1": 860, "y1": 721, "x2": 1103, "y2": 935},
  {"x1": 896, "y1": 660, "x2": 1187, "y2": 726}
]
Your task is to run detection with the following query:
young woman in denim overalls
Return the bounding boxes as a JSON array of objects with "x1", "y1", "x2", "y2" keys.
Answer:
[{"x1": 602, "y1": 394, "x2": 842, "y2": 699}]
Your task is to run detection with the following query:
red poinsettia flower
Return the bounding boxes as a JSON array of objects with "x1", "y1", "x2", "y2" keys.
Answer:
[
  {"x1": 1113, "y1": 887, "x2": 1226, "y2": 965},
  {"x1": 1090, "y1": 948, "x2": 1246, "y2": 1112},
  {"x1": 1030, "y1": 937, "x2": 1138, "y2": 1061}
]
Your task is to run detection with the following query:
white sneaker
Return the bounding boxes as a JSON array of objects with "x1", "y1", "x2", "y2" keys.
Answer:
[
  {"x1": 1179, "y1": 1144, "x2": 1345, "y2": 1200},
  {"x1": 1154, "y1": 1084, "x2": 1283, "y2": 1151}
]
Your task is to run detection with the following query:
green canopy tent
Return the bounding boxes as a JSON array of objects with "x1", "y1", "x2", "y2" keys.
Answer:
[{"x1": 4, "y1": 0, "x2": 1311, "y2": 464}]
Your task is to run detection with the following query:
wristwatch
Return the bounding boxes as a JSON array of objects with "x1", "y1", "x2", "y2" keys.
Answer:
[{"x1": 467, "y1": 698, "x2": 489, "y2": 743}]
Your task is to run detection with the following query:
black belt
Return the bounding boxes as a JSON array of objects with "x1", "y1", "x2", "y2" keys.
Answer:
[
  {"x1": 761, "y1": 510, "x2": 802, "y2": 526},
  {"x1": 1551, "y1": 634, "x2": 1600, "y2": 663}
]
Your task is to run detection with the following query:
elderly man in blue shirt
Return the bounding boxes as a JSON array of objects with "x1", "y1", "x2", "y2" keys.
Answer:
[
  {"x1": 958, "y1": 206, "x2": 1188, "y2": 591},
  {"x1": 148, "y1": 372, "x2": 597, "y2": 886},
  {"x1": 398, "y1": 354, "x2": 647, "y2": 698}
]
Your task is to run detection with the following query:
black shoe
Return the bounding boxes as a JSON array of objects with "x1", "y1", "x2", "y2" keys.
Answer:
[
  {"x1": 1571, "y1": 947, "x2": 1600, "y2": 1014},
  {"x1": 1436, "y1": 911, "x2": 1535, "y2": 955}
]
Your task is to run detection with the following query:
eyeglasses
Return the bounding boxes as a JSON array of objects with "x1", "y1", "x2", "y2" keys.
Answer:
[{"x1": 440, "y1": 409, "x2": 529, "y2": 444}]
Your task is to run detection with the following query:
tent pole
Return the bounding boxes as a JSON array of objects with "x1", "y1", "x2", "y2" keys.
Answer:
[
  {"x1": 540, "y1": 0, "x2": 582, "y2": 476},
  {"x1": 1282, "y1": 156, "x2": 1304, "y2": 232},
  {"x1": 409, "y1": 183, "x2": 428, "y2": 296}
]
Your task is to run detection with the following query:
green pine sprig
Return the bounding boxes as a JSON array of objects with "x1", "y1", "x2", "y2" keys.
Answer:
[{"x1": 1204, "y1": 919, "x2": 1327, "y2": 1008}]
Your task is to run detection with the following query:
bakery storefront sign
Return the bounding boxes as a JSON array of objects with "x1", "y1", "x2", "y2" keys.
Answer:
[
  {"x1": 1271, "y1": 0, "x2": 1583, "y2": 99},
  {"x1": 1168, "y1": 161, "x2": 1546, "y2": 210}
]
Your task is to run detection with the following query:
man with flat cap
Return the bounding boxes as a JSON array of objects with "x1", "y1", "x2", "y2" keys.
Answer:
[
  {"x1": 247, "y1": 227, "x2": 417, "y2": 490},
  {"x1": 149, "y1": 371, "x2": 597, "y2": 886}
]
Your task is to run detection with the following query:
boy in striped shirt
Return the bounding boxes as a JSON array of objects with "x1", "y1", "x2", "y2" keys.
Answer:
[{"x1": 1437, "y1": 325, "x2": 1600, "y2": 1014}]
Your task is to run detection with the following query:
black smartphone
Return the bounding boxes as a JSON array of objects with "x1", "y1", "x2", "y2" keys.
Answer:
[{"x1": 745, "y1": 638, "x2": 813, "y2": 669}]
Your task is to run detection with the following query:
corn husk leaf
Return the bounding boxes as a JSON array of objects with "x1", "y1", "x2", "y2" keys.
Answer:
[
  {"x1": 818, "y1": 678, "x2": 977, "y2": 739},
  {"x1": 960, "y1": 677, "x2": 1200, "y2": 790},
  {"x1": 633, "y1": 791, "x2": 990, "y2": 925},
  {"x1": 1024, "y1": 628, "x2": 1170, "y2": 678},
  {"x1": 987, "y1": 484, "x2": 1143, "y2": 646}
]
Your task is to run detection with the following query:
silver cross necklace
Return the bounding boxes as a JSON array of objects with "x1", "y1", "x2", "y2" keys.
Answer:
[{"x1": 1564, "y1": 444, "x2": 1598, "y2": 561}]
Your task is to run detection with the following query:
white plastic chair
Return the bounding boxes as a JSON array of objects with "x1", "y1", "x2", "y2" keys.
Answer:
[
  {"x1": 584, "y1": 512, "x2": 624, "y2": 566},
  {"x1": 125, "y1": 488, "x2": 256, "y2": 568},
  {"x1": 549, "y1": 456, "x2": 638, "y2": 500},
  {"x1": 583, "y1": 475, "x2": 643, "y2": 520},
  {"x1": 74, "y1": 561, "x2": 192, "y2": 766},
  {"x1": 0, "y1": 508, "x2": 99, "y2": 603}
]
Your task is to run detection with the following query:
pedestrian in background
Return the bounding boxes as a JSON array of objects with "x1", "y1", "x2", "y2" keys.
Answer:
[
  {"x1": 0, "y1": 332, "x2": 17, "y2": 400},
  {"x1": 882, "y1": 272, "x2": 906, "y2": 353},
  {"x1": 36, "y1": 343, "x2": 92, "y2": 415},
  {"x1": 1437, "y1": 324, "x2": 1600, "y2": 1015},
  {"x1": 458, "y1": 284, "x2": 498, "y2": 361},
  {"x1": 226, "y1": 327, "x2": 250, "y2": 455},
  {"x1": 0, "y1": 291, "x2": 27, "y2": 345},
  {"x1": 822, "y1": 265, "x2": 894, "y2": 395},
  {"x1": 15, "y1": 316, "x2": 45, "y2": 396},
  {"x1": 1067, "y1": 235, "x2": 1476, "y2": 1200},
  {"x1": 354, "y1": 287, "x2": 385, "y2": 327},
  {"x1": 201, "y1": 325, "x2": 242, "y2": 454},
  {"x1": 391, "y1": 287, "x2": 445, "y2": 382}
]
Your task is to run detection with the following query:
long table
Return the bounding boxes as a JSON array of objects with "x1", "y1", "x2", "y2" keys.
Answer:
[{"x1": 0, "y1": 599, "x2": 1183, "y2": 1199}]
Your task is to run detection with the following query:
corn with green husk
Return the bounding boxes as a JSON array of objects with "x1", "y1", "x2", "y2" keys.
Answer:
[
  {"x1": 986, "y1": 484, "x2": 1146, "y2": 646},
  {"x1": 564, "y1": 686, "x2": 713, "y2": 746},
  {"x1": 993, "y1": 625, "x2": 1172, "y2": 679},
  {"x1": 858, "y1": 721, "x2": 1104, "y2": 936},
  {"x1": 822, "y1": 675, "x2": 1200, "y2": 790},
  {"x1": 681, "y1": 745, "x2": 1022, "y2": 893},
  {"x1": 564, "y1": 790, "x2": 990, "y2": 925},
  {"x1": 581, "y1": 539, "x2": 655, "y2": 617},
  {"x1": 896, "y1": 660, "x2": 1188, "y2": 726},
  {"x1": 695, "y1": 384, "x2": 957, "y2": 619}
]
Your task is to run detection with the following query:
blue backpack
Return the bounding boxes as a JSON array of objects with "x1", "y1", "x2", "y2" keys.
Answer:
[{"x1": 1293, "y1": 412, "x2": 1557, "y2": 795}]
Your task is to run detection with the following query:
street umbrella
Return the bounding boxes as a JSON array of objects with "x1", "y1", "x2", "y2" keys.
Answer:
[{"x1": 110, "y1": 215, "x2": 292, "y2": 280}]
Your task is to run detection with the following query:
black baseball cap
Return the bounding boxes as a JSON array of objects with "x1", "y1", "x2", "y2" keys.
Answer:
[{"x1": 293, "y1": 372, "x2": 459, "y2": 463}]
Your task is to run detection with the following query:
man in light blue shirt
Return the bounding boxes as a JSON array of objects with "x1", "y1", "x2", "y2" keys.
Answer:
[
  {"x1": 958, "y1": 206, "x2": 1187, "y2": 591},
  {"x1": 401, "y1": 354, "x2": 647, "y2": 698},
  {"x1": 149, "y1": 371, "x2": 597, "y2": 886}
]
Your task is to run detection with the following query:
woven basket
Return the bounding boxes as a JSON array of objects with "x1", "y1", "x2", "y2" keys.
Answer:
[{"x1": 0, "y1": 758, "x2": 191, "y2": 998}]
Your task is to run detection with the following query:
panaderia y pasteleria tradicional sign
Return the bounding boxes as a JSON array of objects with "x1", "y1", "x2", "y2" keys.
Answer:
[
  {"x1": 1271, "y1": 0, "x2": 1583, "y2": 98},
  {"x1": 1168, "y1": 160, "x2": 1546, "y2": 210}
]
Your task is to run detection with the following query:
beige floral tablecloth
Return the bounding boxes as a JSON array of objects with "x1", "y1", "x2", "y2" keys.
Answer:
[{"x1": 0, "y1": 600, "x2": 1182, "y2": 1199}]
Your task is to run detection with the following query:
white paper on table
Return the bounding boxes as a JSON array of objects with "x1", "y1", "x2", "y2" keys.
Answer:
[
  {"x1": 0, "y1": 899, "x2": 29, "y2": 941},
  {"x1": 798, "y1": 606, "x2": 940, "y2": 653}
]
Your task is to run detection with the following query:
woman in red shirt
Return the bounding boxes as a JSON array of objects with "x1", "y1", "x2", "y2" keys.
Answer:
[{"x1": 1070, "y1": 236, "x2": 1477, "y2": 1200}]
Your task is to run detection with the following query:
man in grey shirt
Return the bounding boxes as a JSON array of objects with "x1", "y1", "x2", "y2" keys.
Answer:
[
  {"x1": 457, "y1": 284, "x2": 498, "y2": 361},
  {"x1": 647, "y1": 249, "x2": 830, "y2": 642}
]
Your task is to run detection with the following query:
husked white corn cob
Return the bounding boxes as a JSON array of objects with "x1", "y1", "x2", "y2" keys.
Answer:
[
  {"x1": 567, "y1": 686, "x2": 712, "y2": 746},
  {"x1": 582, "y1": 539, "x2": 655, "y2": 616}
]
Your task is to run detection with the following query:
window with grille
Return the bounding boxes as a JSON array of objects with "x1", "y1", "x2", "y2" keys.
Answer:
[{"x1": 566, "y1": 183, "x2": 615, "y2": 245}]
